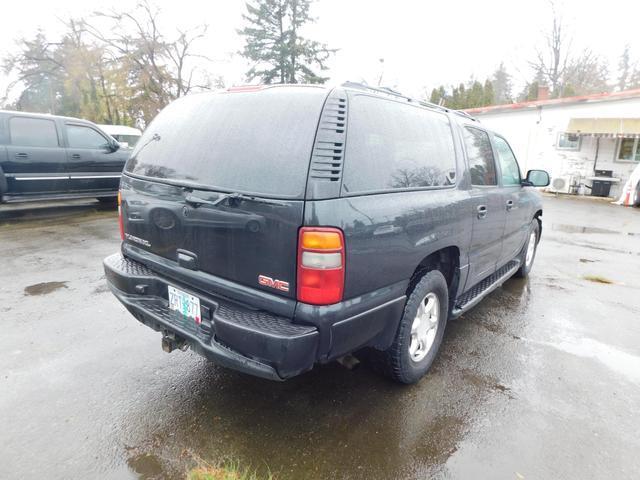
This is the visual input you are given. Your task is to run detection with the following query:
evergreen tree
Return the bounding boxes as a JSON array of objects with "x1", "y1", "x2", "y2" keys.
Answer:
[
  {"x1": 491, "y1": 62, "x2": 512, "y2": 104},
  {"x1": 468, "y1": 80, "x2": 484, "y2": 108},
  {"x1": 239, "y1": 0, "x2": 334, "y2": 84},
  {"x1": 482, "y1": 79, "x2": 494, "y2": 106}
]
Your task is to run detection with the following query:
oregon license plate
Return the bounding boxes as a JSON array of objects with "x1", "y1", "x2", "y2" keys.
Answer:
[{"x1": 168, "y1": 285, "x2": 201, "y2": 324}]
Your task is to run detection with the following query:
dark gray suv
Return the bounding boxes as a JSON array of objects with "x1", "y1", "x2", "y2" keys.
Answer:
[{"x1": 103, "y1": 83, "x2": 549, "y2": 384}]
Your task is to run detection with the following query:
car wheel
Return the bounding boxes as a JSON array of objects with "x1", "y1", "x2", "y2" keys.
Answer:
[
  {"x1": 634, "y1": 182, "x2": 640, "y2": 207},
  {"x1": 379, "y1": 269, "x2": 449, "y2": 384},
  {"x1": 515, "y1": 219, "x2": 540, "y2": 278}
]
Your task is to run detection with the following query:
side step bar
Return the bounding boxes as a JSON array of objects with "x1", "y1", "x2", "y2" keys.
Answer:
[{"x1": 451, "y1": 260, "x2": 520, "y2": 318}]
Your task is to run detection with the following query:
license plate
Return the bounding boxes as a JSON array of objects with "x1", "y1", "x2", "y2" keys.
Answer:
[{"x1": 168, "y1": 285, "x2": 201, "y2": 324}]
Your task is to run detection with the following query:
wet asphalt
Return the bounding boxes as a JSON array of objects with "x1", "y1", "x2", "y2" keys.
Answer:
[{"x1": 0, "y1": 195, "x2": 639, "y2": 480}]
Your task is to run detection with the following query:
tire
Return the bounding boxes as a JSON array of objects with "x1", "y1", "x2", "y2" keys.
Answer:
[
  {"x1": 378, "y1": 270, "x2": 449, "y2": 384},
  {"x1": 514, "y1": 219, "x2": 540, "y2": 278}
]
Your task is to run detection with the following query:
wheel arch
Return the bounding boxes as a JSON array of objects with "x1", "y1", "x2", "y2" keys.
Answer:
[
  {"x1": 407, "y1": 246, "x2": 461, "y2": 313},
  {"x1": 534, "y1": 208, "x2": 543, "y2": 239}
]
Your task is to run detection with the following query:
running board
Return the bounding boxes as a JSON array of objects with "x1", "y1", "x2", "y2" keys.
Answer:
[
  {"x1": 2, "y1": 191, "x2": 117, "y2": 203},
  {"x1": 451, "y1": 260, "x2": 520, "y2": 318}
]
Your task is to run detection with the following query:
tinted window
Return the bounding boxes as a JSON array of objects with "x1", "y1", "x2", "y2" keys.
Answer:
[
  {"x1": 462, "y1": 127, "x2": 497, "y2": 186},
  {"x1": 341, "y1": 95, "x2": 456, "y2": 194},
  {"x1": 125, "y1": 88, "x2": 327, "y2": 198},
  {"x1": 494, "y1": 136, "x2": 521, "y2": 186},
  {"x1": 67, "y1": 125, "x2": 109, "y2": 149},
  {"x1": 10, "y1": 117, "x2": 59, "y2": 148}
]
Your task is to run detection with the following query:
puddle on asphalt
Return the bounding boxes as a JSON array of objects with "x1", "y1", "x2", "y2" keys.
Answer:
[
  {"x1": 24, "y1": 281, "x2": 68, "y2": 296},
  {"x1": 552, "y1": 224, "x2": 617, "y2": 234},
  {"x1": 552, "y1": 224, "x2": 638, "y2": 235},
  {"x1": 127, "y1": 452, "x2": 164, "y2": 479},
  {"x1": 527, "y1": 337, "x2": 640, "y2": 383}
]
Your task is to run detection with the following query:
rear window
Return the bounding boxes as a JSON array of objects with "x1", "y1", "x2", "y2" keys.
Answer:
[
  {"x1": 341, "y1": 94, "x2": 456, "y2": 194},
  {"x1": 125, "y1": 88, "x2": 328, "y2": 198}
]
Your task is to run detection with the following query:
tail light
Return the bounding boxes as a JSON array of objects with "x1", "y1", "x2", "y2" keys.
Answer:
[
  {"x1": 297, "y1": 227, "x2": 345, "y2": 305},
  {"x1": 117, "y1": 190, "x2": 124, "y2": 240}
]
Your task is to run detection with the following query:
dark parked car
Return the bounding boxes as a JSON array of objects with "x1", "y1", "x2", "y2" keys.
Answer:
[
  {"x1": 104, "y1": 83, "x2": 549, "y2": 383},
  {"x1": 0, "y1": 110, "x2": 128, "y2": 204}
]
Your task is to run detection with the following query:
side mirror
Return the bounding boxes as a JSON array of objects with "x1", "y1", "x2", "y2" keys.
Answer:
[
  {"x1": 108, "y1": 140, "x2": 121, "y2": 152},
  {"x1": 523, "y1": 169, "x2": 550, "y2": 187}
]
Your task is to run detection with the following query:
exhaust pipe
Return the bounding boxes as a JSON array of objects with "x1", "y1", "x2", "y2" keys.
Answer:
[
  {"x1": 161, "y1": 333, "x2": 188, "y2": 353},
  {"x1": 336, "y1": 354, "x2": 361, "y2": 371}
]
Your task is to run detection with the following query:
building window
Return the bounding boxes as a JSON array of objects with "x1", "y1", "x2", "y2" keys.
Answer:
[
  {"x1": 617, "y1": 138, "x2": 640, "y2": 162},
  {"x1": 556, "y1": 132, "x2": 581, "y2": 150}
]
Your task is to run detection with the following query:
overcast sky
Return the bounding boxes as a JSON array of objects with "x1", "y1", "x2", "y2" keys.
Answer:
[{"x1": 2, "y1": 0, "x2": 640, "y2": 101}]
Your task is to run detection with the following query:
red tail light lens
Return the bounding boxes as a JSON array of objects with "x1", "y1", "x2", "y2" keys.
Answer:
[
  {"x1": 117, "y1": 191, "x2": 124, "y2": 240},
  {"x1": 297, "y1": 227, "x2": 345, "y2": 305}
]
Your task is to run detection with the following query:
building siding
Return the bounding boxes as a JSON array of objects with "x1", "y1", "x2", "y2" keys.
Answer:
[{"x1": 474, "y1": 97, "x2": 640, "y2": 197}]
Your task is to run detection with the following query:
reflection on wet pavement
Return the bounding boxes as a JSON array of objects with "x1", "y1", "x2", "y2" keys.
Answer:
[{"x1": 1, "y1": 196, "x2": 639, "y2": 479}]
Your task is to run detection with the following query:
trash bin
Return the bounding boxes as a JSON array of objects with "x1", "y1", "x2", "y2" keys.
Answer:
[{"x1": 591, "y1": 180, "x2": 612, "y2": 197}]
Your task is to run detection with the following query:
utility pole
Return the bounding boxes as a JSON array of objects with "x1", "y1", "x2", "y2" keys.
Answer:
[{"x1": 377, "y1": 58, "x2": 385, "y2": 86}]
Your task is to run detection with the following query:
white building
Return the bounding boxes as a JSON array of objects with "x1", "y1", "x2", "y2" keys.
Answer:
[{"x1": 465, "y1": 88, "x2": 640, "y2": 198}]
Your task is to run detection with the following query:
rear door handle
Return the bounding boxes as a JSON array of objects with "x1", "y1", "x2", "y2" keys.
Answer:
[
  {"x1": 71, "y1": 153, "x2": 81, "y2": 159},
  {"x1": 477, "y1": 205, "x2": 488, "y2": 219},
  {"x1": 506, "y1": 200, "x2": 514, "y2": 211},
  {"x1": 15, "y1": 152, "x2": 28, "y2": 158}
]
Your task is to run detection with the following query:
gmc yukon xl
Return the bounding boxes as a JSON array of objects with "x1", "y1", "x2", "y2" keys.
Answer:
[{"x1": 104, "y1": 83, "x2": 549, "y2": 384}]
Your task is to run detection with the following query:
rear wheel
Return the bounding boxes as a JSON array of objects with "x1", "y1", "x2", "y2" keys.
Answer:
[
  {"x1": 515, "y1": 219, "x2": 540, "y2": 278},
  {"x1": 379, "y1": 270, "x2": 448, "y2": 384}
]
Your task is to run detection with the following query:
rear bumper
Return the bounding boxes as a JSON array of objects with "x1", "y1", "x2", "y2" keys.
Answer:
[{"x1": 104, "y1": 253, "x2": 318, "y2": 380}]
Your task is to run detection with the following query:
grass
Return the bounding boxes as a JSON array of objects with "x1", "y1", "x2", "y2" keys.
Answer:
[
  {"x1": 187, "y1": 461, "x2": 273, "y2": 480},
  {"x1": 583, "y1": 274, "x2": 614, "y2": 284}
]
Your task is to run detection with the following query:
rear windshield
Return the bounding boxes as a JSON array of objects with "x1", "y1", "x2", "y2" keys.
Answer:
[{"x1": 125, "y1": 87, "x2": 328, "y2": 198}]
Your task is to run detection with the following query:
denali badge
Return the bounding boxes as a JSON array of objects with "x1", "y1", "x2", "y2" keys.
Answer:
[
  {"x1": 124, "y1": 233, "x2": 151, "y2": 248},
  {"x1": 258, "y1": 275, "x2": 290, "y2": 292}
]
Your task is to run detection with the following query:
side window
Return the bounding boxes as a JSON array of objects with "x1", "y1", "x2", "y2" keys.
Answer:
[
  {"x1": 493, "y1": 136, "x2": 521, "y2": 186},
  {"x1": 67, "y1": 125, "x2": 109, "y2": 149},
  {"x1": 341, "y1": 95, "x2": 457, "y2": 194},
  {"x1": 462, "y1": 127, "x2": 497, "y2": 186},
  {"x1": 9, "y1": 117, "x2": 59, "y2": 148}
]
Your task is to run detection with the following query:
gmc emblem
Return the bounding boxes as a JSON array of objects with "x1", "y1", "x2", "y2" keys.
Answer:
[{"x1": 258, "y1": 275, "x2": 290, "y2": 292}]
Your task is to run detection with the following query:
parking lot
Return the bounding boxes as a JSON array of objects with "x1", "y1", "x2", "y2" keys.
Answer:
[{"x1": 1, "y1": 195, "x2": 639, "y2": 479}]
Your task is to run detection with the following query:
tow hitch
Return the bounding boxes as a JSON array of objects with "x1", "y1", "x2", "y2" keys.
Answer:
[{"x1": 161, "y1": 332, "x2": 188, "y2": 353}]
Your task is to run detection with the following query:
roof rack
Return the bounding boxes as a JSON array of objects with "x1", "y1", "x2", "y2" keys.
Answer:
[
  {"x1": 342, "y1": 81, "x2": 449, "y2": 113},
  {"x1": 452, "y1": 109, "x2": 478, "y2": 122},
  {"x1": 340, "y1": 81, "x2": 478, "y2": 122}
]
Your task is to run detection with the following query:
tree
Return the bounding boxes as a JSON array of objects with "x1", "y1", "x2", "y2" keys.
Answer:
[
  {"x1": 528, "y1": 2, "x2": 611, "y2": 98},
  {"x1": 239, "y1": 0, "x2": 335, "y2": 84},
  {"x1": 491, "y1": 63, "x2": 512, "y2": 104},
  {"x1": 429, "y1": 86, "x2": 445, "y2": 105},
  {"x1": 85, "y1": 0, "x2": 213, "y2": 122},
  {"x1": 3, "y1": 1, "x2": 217, "y2": 126},
  {"x1": 617, "y1": 45, "x2": 640, "y2": 91},
  {"x1": 2, "y1": 30, "x2": 65, "y2": 114},
  {"x1": 562, "y1": 49, "x2": 609, "y2": 96},
  {"x1": 530, "y1": 1, "x2": 569, "y2": 97}
]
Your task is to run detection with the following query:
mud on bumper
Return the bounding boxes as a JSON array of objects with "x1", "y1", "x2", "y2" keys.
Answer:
[{"x1": 103, "y1": 253, "x2": 318, "y2": 380}]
